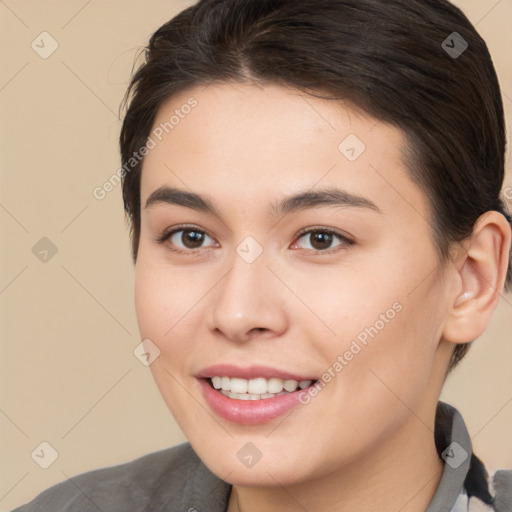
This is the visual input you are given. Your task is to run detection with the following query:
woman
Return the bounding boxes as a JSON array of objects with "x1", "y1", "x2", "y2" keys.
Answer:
[{"x1": 13, "y1": 0, "x2": 512, "y2": 510}]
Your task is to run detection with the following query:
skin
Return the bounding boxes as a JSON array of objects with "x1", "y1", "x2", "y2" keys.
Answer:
[{"x1": 134, "y1": 82, "x2": 510, "y2": 512}]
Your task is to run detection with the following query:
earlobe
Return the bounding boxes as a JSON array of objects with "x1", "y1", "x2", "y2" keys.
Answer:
[{"x1": 442, "y1": 211, "x2": 511, "y2": 345}]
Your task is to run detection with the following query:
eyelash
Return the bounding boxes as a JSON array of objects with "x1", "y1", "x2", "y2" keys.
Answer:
[{"x1": 154, "y1": 224, "x2": 354, "y2": 256}]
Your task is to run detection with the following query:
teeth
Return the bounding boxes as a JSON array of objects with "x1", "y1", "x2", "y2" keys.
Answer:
[
  {"x1": 230, "y1": 378, "x2": 248, "y2": 394},
  {"x1": 283, "y1": 379, "x2": 298, "y2": 392},
  {"x1": 221, "y1": 376, "x2": 231, "y2": 391},
  {"x1": 248, "y1": 378, "x2": 267, "y2": 394},
  {"x1": 222, "y1": 390, "x2": 277, "y2": 400},
  {"x1": 210, "y1": 376, "x2": 313, "y2": 398},
  {"x1": 268, "y1": 378, "x2": 284, "y2": 393}
]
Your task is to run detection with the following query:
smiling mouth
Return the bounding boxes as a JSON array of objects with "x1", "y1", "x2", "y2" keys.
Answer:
[{"x1": 207, "y1": 376, "x2": 317, "y2": 400}]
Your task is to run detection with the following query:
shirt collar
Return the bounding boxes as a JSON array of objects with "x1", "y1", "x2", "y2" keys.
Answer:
[{"x1": 426, "y1": 401, "x2": 473, "y2": 511}]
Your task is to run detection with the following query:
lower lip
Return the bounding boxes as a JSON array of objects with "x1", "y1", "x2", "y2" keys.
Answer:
[{"x1": 198, "y1": 379, "x2": 312, "y2": 425}]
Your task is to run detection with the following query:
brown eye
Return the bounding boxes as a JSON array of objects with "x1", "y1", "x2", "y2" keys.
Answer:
[
  {"x1": 309, "y1": 231, "x2": 334, "y2": 250},
  {"x1": 161, "y1": 228, "x2": 216, "y2": 251},
  {"x1": 178, "y1": 229, "x2": 206, "y2": 249},
  {"x1": 293, "y1": 228, "x2": 352, "y2": 252}
]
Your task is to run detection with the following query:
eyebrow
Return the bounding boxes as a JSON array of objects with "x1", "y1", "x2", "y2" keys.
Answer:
[
  {"x1": 144, "y1": 185, "x2": 382, "y2": 218},
  {"x1": 145, "y1": 186, "x2": 223, "y2": 216},
  {"x1": 270, "y1": 188, "x2": 381, "y2": 216}
]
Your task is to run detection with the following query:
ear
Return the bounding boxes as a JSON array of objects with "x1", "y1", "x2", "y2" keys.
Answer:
[{"x1": 443, "y1": 211, "x2": 511, "y2": 344}]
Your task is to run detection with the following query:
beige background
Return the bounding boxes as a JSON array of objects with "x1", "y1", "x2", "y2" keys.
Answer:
[{"x1": 0, "y1": 0, "x2": 511, "y2": 509}]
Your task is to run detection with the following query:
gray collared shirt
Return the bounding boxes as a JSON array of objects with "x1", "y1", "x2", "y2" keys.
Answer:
[{"x1": 11, "y1": 402, "x2": 512, "y2": 512}]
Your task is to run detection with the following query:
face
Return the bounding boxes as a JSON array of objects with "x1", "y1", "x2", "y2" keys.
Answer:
[{"x1": 135, "y1": 82, "x2": 453, "y2": 486}]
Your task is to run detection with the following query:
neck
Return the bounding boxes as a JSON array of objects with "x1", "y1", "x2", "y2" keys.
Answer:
[{"x1": 228, "y1": 413, "x2": 444, "y2": 512}]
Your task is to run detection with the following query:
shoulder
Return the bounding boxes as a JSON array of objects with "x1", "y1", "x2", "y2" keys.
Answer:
[
  {"x1": 490, "y1": 468, "x2": 512, "y2": 511},
  {"x1": 11, "y1": 442, "x2": 230, "y2": 512},
  {"x1": 456, "y1": 459, "x2": 512, "y2": 511}
]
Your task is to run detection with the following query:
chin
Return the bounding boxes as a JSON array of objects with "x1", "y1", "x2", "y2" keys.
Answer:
[
  {"x1": 193, "y1": 442, "x2": 314, "y2": 488},
  {"x1": 222, "y1": 465, "x2": 307, "y2": 488}
]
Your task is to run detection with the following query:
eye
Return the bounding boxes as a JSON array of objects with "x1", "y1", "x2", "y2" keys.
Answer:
[
  {"x1": 155, "y1": 225, "x2": 218, "y2": 253},
  {"x1": 155, "y1": 225, "x2": 353, "y2": 255},
  {"x1": 291, "y1": 228, "x2": 353, "y2": 252}
]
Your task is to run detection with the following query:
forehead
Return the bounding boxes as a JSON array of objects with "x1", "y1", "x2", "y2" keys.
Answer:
[{"x1": 140, "y1": 82, "x2": 426, "y2": 218}]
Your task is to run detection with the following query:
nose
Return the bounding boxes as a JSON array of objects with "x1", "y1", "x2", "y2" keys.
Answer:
[{"x1": 207, "y1": 249, "x2": 289, "y2": 343}]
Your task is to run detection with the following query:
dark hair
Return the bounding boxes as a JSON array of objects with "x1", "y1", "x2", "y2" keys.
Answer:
[{"x1": 119, "y1": 0, "x2": 511, "y2": 372}]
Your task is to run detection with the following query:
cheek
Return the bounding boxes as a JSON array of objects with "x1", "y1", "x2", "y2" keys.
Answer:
[
  {"x1": 134, "y1": 264, "x2": 169, "y2": 340},
  {"x1": 134, "y1": 260, "x2": 205, "y2": 424},
  {"x1": 134, "y1": 256, "x2": 206, "y2": 341},
  {"x1": 300, "y1": 252, "x2": 444, "y2": 404},
  {"x1": 338, "y1": 290, "x2": 445, "y2": 428}
]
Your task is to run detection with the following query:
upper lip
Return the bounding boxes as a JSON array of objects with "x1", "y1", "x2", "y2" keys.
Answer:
[{"x1": 196, "y1": 364, "x2": 317, "y2": 381}]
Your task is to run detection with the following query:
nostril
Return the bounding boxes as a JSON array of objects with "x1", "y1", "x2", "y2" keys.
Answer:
[{"x1": 250, "y1": 327, "x2": 266, "y2": 334}]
